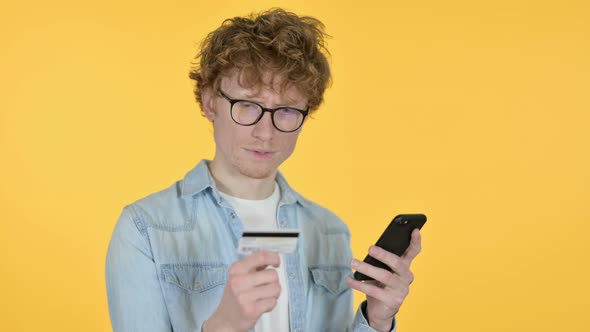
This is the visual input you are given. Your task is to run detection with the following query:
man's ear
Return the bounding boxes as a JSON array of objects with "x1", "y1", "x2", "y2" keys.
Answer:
[{"x1": 201, "y1": 88, "x2": 216, "y2": 122}]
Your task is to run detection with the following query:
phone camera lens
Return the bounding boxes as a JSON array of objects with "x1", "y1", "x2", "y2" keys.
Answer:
[{"x1": 395, "y1": 218, "x2": 409, "y2": 225}]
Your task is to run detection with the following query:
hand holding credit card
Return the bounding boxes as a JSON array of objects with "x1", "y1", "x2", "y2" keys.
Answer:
[{"x1": 237, "y1": 229, "x2": 300, "y2": 255}]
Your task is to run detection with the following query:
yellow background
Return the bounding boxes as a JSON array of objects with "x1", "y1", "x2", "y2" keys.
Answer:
[{"x1": 1, "y1": 0, "x2": 589, "y2": 331}]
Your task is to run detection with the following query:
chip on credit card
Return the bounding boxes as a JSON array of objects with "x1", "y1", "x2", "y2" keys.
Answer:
[{"x1": 237, "y1": 229, "x2": 300, "y2": 255}]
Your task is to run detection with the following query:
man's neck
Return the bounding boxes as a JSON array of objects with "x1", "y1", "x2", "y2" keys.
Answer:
[{"x1": 208, "y1": 160, "x2": 277, "y2": 200}]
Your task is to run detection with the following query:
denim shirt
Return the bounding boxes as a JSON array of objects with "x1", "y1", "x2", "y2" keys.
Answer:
[{"x1": 106, "y1": 160, "x2": 395, "y2": 332}]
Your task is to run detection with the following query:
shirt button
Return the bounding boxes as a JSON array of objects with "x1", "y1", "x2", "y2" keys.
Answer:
[
  {"x1": 289, "y1": 273, "x2": 296, "y2": 280},
  {"x1": 230, "y1": 212, "x2": 236, "y2": 219},
  {"x1": 294, "y1": 328, "x2": 300, "y2": 332}
]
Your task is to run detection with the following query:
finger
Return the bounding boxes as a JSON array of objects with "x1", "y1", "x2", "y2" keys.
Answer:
[
  {"x1": 367, "y1": 246, "x2": 404, "y2": 274},
  {"x1": 351, "y1": 258, "x2": 400, "y2": 287},
  {"x1": 365, "y1": 246, "x2": 414, "y2": 285},
  {"x1": 402, "y1": 229, "x2": 422, "y2": 262},
  {"x1": 242, "y1": 281, "x2": 282, "y2": 302},
  {"x1": 346, "y1": 277, "x2": 408, "y2": 309},
  {"x1": 229, "y1": 251, "x2": 280, "y2": 275},
  {"x1": 255, "y1": 252, "x2": 282, "y2": 271},
  {"x1": 237, "y1": 285, "x2": 280, "y2": 321},
  {"x1": 228, "y1": 269, "x2": 279, "y2": 293},
  {"x1": 254, "y1": 298, "x2": 279, "y2": 316}
]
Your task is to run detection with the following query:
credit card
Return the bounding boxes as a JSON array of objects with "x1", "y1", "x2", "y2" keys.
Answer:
[{"x1": 237, "y1": 229, "x2": 300, "y2": 255}]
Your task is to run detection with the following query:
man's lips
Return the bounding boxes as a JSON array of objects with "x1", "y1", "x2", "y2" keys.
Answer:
[{"x1": 244, "y1": 148, "x2": 276, "y2": 160}]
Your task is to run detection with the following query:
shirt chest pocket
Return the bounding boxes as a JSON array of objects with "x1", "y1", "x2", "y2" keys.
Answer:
[
  {"x1": 161, "y1": 263, "x2": 228, "y2": 293},
  {"x1": 309, "y1": 265, "x2": 351, "y2": 295}
]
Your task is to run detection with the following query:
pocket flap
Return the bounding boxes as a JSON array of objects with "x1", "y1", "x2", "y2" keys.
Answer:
[
  {"x1": 309, "y1": 266, "x2": 351, "y2": 294},
  {"x1": 162, "y1": 263, "x2": 227, "y2": 292}
]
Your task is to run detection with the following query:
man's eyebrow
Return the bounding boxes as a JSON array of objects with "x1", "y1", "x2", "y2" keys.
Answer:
[{"x1": 240, "y1": 93, "x2": 260, "y2": 100}]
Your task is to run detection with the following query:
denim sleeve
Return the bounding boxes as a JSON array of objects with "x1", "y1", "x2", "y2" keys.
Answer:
[
  {"x1": 352, "y1": 301, "x2": 397, "y2": 332},
  {"x1": 105, "y1": 206, "x2": 173, "y2": 332}
]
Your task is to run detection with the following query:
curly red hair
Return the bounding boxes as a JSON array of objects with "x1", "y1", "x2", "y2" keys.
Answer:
[{"x1": 189, "y1": 8, "x2": 331, "y2": 114}]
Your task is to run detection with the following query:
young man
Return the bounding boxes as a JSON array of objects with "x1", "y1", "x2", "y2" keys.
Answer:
[{"x1": 106, "y1": 8, "x2": 421, "y2": 332}]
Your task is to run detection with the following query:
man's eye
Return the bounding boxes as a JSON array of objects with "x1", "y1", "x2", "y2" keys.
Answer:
[
  {"x1": 237, "y1": 102, "x2": 259, "y2": 111},
  {"x1": 279, "y1": 108, "x2": 299, "y2": 117}
]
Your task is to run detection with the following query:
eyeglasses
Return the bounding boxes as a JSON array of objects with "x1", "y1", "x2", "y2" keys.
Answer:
[{"x1": 218, "y1": 89, "x2": 309, "y2": 133}]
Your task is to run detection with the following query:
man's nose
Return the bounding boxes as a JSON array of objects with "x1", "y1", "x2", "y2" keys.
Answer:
[{"x1": 251, "y1": 112, "x2": 275, "y2": 139}]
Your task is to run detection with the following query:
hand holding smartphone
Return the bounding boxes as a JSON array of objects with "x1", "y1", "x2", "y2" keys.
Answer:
[{"x1": 353, "y1": 214, "x2": 427, "y2": 281}]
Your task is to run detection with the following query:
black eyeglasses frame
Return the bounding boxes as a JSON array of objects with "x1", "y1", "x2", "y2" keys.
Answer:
[{"x1": 218, "y1": 89, "x2": 309, "y2": 133}]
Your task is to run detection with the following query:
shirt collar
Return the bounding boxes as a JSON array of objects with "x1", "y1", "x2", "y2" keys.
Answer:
[{"x1": 181, "y1": 160, "x2": 302, "y2": 206}]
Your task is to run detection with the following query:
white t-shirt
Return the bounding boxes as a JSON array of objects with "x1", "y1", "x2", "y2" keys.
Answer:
[{"x1": 219, "y1": 183, "x2": 290, "y2": 332}]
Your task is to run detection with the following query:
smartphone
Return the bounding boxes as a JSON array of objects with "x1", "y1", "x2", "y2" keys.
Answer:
[{"x1": 353, "y1": 214, "x2": 427, "y2": 281}]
